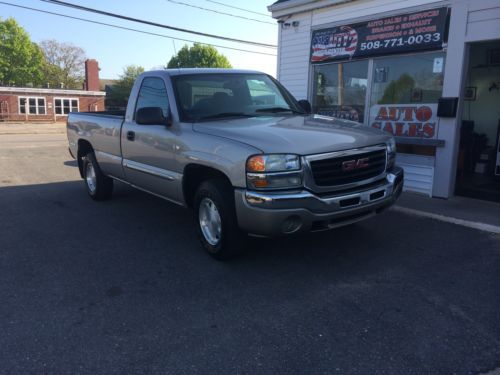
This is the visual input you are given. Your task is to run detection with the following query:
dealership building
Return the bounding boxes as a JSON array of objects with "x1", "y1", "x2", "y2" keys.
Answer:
[{"x1": 268, "y1": 0, "x2": 500, "y2": 202}]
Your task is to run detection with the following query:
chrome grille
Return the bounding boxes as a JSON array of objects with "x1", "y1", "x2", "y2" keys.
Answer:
[{"x1": 309, "y1": 149, "x2": 386, "y2": 187}]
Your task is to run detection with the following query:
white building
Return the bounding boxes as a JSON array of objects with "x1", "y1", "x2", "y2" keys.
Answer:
[{"x1": 268, "y1": 0, "x2": 500, "y2": 202}]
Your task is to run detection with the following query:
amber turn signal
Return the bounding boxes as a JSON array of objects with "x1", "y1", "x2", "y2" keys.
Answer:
[{"x1": 246, "y1": 155, "x2": 266, "y2": 172}]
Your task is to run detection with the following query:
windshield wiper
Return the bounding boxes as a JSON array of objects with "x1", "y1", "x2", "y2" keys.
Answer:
[
  {"x1": 197, "y1": 112, "x2": 255, "y2": 121},
  {"x1": 255, "y1": 107, "x2": 303, "y2": 114}
]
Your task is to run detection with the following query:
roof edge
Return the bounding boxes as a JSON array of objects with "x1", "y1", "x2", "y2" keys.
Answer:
[
  {"x1": 268, "y1": 0, "x2": 354, "y2": 17},
  {"x1": 0, "y1": 87, "x2": 106, "y2": 96}
]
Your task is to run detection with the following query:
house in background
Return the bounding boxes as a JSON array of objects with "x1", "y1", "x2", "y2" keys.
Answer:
[{"x1": 0, "y1": 59, "x2": 105, "y2": 122}]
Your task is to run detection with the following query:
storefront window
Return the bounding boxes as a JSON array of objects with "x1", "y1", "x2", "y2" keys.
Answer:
[
  {"x1": 312, "y1": 60, "x2": 368, "y2": 123},
  {"x1": 368, "y1": 52, "x2": 445, "y2": 140}
]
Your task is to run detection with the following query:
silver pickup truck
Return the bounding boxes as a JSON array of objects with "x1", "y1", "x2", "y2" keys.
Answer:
[{"x1": 67, "y1": 69, "x2": 403, "y2": 259}]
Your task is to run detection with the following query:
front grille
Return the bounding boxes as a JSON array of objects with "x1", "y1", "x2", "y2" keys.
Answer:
[{"x1": 309, "y1": 149, "x2": 386, "y2": 187}]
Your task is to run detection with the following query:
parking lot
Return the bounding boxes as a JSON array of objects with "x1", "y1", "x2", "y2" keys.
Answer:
[{"x1": 0, "y1": 129, "x2": 499, "y2": 374}]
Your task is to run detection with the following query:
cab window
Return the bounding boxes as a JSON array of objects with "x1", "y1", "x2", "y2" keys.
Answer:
[{"x1": 135, "y1": 77, "x2": 170, "y2": 120}]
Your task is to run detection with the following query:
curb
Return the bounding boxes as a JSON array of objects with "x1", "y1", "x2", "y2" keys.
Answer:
[
  {"x1": 392, "y1": 206, "x2": 500, "y2": 235},
  {"x1": 0, "y1": 131, "x2": 66, "y2": 135}
]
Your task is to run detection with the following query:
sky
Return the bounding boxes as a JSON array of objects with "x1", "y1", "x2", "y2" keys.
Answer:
[{"x1": 0, "y1": 0, "x2": 278, "y2": 79}]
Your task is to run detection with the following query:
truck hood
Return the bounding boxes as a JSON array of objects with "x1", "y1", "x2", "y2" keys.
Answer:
[{"x1": 192, "y1": 115, "x2": 392, "y2": 155}]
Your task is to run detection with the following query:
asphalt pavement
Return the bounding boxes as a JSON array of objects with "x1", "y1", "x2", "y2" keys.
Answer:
[{"x1": 0, "y1": 131, "x2": 499, "y2": 374}]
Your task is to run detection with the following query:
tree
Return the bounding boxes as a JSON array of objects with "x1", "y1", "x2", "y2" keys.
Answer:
[
  {"x1": 106, "y1": 65, "x2": 145, "y2": 108},
  {"x1": 0, "y1": 18, "x2": 45, "y2": 86},
  {"x1": 379, "y1": 73, "x2": 415, "y2": 104},
  {"x1": 39, "y1": 39, "x2": 86, "y2": 89},
  {"x1": 167, "y1": 43, "x2": 232, "y2": 69}
]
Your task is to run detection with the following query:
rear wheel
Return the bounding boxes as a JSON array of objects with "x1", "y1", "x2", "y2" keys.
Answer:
[
  {"x1": 82, "y1": 152, "x2": 113, "y2": 201},
  {"x1": 194, "y1": 179, "x2": 246, "y2": 260}
]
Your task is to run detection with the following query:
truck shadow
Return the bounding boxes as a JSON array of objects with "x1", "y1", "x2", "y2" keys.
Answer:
[{"x1": 0, "y1": 178, "x2": 393, "y2": 267}]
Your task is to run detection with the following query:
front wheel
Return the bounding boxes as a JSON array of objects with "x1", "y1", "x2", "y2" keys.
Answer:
[
  {"x1": 194, "y1": 179, "x2": 246, "y2": 260},
  {"x1": 82, "y1": 152, "x2": 113, "y2": 201}
]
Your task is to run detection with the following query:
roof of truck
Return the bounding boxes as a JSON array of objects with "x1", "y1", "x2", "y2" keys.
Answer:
[{"x1": 146, "y1": 68, "x2": 264, "y2": 77}]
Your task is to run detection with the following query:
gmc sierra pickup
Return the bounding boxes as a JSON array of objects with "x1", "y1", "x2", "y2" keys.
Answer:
[{"x1": 67, "y1": 69, "x2": 403, "y2": 259}]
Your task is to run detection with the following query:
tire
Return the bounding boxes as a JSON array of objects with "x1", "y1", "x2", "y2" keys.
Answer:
[
  {"x1": 194, "y1": 179, "x2": 246, "y2": 260},
  {"x1": 82, "y1": 152, "x2": 113, "y2": 201}
]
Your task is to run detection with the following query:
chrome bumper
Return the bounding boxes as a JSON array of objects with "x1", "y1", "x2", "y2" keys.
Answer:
[{"x1": 234, "y1": 167, "x2": 403, "y2": 237}]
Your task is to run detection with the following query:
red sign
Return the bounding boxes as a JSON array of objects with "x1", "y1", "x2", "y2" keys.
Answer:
[{"x1": 369, "y1": 104, "x2": 438, "y2": 139}]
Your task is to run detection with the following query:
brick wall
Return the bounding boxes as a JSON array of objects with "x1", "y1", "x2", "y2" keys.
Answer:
[{"x1": 0, "y1": 92, "x2": 105, "y2": 122}]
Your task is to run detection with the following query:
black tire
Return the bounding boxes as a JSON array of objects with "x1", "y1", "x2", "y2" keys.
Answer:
[
  {"x1": 82, "y1": 152, "x2": 113, "y2": 201},
  {"x1": 194, "y1": 179, "x2": 246, "y2": 260}
]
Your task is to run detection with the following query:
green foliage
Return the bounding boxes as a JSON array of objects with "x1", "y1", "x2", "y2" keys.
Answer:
[
  {"x1": 39, "y1": 39, "x2": 86, "y2": 89},
  {"x1": 379, "y1": 73, "x2": 415, "y2": 104},
  {"x1": 167, "y1": 43, "x2": 232, "y2": 69},
  {"x1": 0, "y1": 18, "x2": 45, "y2": 86},
  {"x1": 106, "y1": 65, "x2": 145, "y2": 108}
]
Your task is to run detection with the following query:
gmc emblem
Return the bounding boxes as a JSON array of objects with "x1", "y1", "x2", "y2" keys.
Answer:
[{"x1": 342, "y1": 157, "x2": 370, "y2": 171}]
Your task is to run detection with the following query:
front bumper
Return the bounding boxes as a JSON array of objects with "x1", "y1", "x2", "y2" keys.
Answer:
[{"x1": 234, "y1": 166, "x2": 403, "y2": 237}]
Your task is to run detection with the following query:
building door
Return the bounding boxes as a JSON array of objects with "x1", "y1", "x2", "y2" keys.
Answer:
[{"x1": 456, "y1": 40, "x2": 500, "y2": 202}]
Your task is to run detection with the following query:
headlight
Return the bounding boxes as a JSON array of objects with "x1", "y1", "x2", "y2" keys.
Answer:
[
  {"x1": 246, "y1": 154, "x2": 300, "y2": 172},
  {"x1": 386, "y1": 137, "x2": 396, "y2": 155},
  {"x1": 386, "y1": 138, "x2": 396, "y2": 169},
  {"x1": 246, "y1": 154, "x2": 302, "y2": 190}
]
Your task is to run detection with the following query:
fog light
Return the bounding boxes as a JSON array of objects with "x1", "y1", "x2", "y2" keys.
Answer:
[{"x1": 281, "y1": 215, "x2": 303, "y2": 234}]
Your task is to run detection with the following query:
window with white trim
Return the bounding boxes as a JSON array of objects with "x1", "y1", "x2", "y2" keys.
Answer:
[
  {"x1": 54, "y1": 98, "x2": 79, "y2": 115},
  {"x1": 18, "y1": 97, "x2": 46, "y2": 115}
]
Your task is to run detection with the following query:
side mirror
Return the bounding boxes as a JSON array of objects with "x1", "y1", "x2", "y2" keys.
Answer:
[
  {"x1": 136, "y1": 107, "x2": 171, "y2": 126},
  {"x1": 298, "y1": 99, "x2": 312, "y2": 114}
]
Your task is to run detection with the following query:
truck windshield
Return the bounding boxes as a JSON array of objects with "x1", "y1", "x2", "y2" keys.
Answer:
[{"x1": 172, "y1": 73, "x2": 305, "y2": 122}]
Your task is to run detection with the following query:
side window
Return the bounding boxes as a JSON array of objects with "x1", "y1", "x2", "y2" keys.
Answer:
[{"x1": 135, "y1": 77, "x2": 170, "y2": 120}]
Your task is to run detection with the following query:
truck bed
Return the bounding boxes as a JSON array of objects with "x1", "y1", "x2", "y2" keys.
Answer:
[
  {"x1": 67, "y1": 111, "x2": 125, "y2": 174},
  {"x1": 75, "y1": 110, "x2": 125, "y2": 118}
]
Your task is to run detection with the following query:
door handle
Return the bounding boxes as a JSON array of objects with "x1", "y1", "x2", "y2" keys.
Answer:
[{"x1": 126, "y1": 131, "x2": 135, "y2": 141}]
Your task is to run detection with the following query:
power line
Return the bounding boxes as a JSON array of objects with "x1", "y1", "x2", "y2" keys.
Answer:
[
  {"x1": 165, "y1": 0, "x2": 274, "y2": 25},
  {"x1": 205, "y1": 0, "x2": 271, "y2": 18},
  {"x1": 0, "y1": 2, "x2": 277, "y2": 56},
  {"x1": 40, "y1": 0, "x2": 277, "y2": 48}
]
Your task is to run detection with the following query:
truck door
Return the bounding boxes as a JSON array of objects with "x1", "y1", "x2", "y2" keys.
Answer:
[{"x1": 121, "y1": 76, "x2": 184, "y2": 204}]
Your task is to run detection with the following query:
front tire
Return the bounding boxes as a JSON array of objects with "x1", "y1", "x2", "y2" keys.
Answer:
[
  {"x1": 194, "y1": 179, "x2": 246, "y2": 260},
  {"x1": 82, "y1": 152, "x2": 113, "y2": 201}
]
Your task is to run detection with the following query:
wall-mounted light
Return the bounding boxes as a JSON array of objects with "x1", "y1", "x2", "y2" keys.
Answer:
[{"x1": 277, "y1": 18, "x2": 299, "y2": 29}]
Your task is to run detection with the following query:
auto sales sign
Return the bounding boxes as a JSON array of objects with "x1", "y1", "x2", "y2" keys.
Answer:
[
  {"x1": 311, "y1": 8, "x2": 447, "y2": 62},
  {"x1": 369, "y1": 104, "x2": 439, "y2": 139}
]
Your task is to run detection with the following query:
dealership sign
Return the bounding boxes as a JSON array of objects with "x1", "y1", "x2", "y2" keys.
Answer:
[
  {"x1": 311, "y1": 8, "x2": 447, "y2": 63},
  {"x1": 369, "y1": 104, "x2": 439, "y2": 139}
]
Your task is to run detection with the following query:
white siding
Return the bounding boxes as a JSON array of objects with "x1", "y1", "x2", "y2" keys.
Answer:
[
  {"x1": 397, "y1": 154, "x2": 435, "y2": 197},
  {"x1": 466, "y1": 0, "x2": 500, "y2": 42},
  {"x1": 311, "y1": 0, "x2": 443, "y2": 26},
  {"x1": 277, "y1": 12, "x2": 312, "y2": 100}
]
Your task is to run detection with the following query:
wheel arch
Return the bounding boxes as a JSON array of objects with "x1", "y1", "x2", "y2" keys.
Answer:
[
  {"x1": 183, "y1": 164, "x2": 234, "y2": 208},
  {"x1": 77, "y1": 139, "x2": 94, "y2": 178}
]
